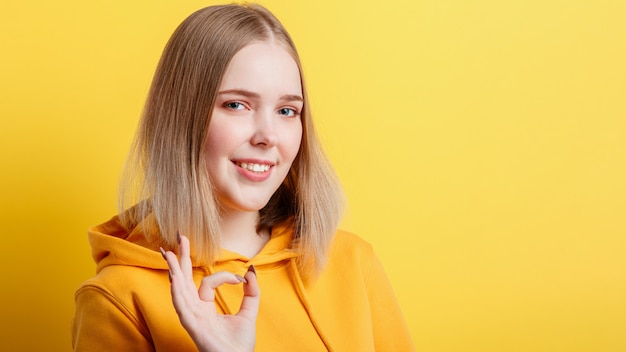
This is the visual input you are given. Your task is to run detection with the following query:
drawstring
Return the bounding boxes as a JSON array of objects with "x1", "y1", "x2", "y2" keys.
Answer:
[
  {"x1": 201, "y1": 265, "x2": 233, "y2": 315},
  {"x1": 214, "y1": 288, "x2": 232, "y2": 315},
  {"x1": 203, "y1": 256, "x2": 334, "y2": 350},
  {"x1": 288, "y1": 259, "x2": 335, "y2": 352}
]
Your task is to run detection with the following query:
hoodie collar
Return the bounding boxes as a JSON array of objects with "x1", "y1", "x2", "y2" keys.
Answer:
[
  {"x1": 88, "y1": 214, "x2": 300, "y2": 273},
  {"x1": 214, "y1": 224, "x2": 299, "y2": 265}
]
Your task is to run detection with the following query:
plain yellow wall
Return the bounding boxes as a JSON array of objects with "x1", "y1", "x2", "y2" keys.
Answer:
[{"x1": 1, "y1": 0, "x2": 625, "y2": 351}]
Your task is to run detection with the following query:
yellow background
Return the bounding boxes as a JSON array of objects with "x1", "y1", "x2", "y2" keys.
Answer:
[{"x1": 1, "y1": 0, "x2": 625, "y2": 351}]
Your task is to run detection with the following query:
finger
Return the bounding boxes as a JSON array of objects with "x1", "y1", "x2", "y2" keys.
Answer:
[
  {"x1": 237, "y1": 266, "x2": 260, "y2": 320},
  {"x1": 178, "y1": 234, "x2": 194, "y2": 281},
  {"x1": 162, "y1": 247, "x2": 196, "y2": 292},
  {"x1": 198, "y1": 271, "x2": 247, "y2": 302},
  {"x1": 162, "y1": 246, "x2": 200, "y2": 313},
  {"x1": 169, "y1": 265, "x2": 217, "y2": 325},
  {"x1": 169, "y1": 268, "x2": 192, "y2": 314},
  {"x1": 162, "y1": 248, "x2": 182, "y2": 277}
]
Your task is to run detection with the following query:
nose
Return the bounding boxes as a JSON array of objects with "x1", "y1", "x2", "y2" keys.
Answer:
[{"x1": 250, "y1": 110, "x2": 278, "y2": 147}]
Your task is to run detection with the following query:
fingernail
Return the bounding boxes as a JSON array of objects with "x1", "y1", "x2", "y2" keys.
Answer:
[
  {"x1": 177, "y1": 231, "x2": 181, "y2": 244},
  {"x1": 235, "y1": 274, "x2": 247, "y2": 283},
  {"x1": 159, "y1": 247, "x2": 167, "y2": 260},
  {"x1": 247, "y1": 265, "x2": 257, "y2": 276}
]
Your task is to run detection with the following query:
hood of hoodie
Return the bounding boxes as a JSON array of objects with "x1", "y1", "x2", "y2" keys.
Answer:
[
  {"x1": 85, "y1": 214, "x2": 416, "y2": 351},
  {"x1": 88, "y1": 214, "x2": 338, "y2": 350},
  {"x1": 88, "y1": 214, "x2": 300, "y2": 275},
  {"x1": 83, "y1": 215, "x2": 413, "y2": 351}
]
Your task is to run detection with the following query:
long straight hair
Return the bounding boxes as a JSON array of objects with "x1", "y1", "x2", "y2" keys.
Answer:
[{"x1": 120, "y1": 4, "x2": 344, "y2": 277}]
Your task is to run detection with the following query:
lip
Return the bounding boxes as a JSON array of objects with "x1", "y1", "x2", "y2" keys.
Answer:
[{"x1": 231, "y1": 159, "x2": 275, "y2": 182}]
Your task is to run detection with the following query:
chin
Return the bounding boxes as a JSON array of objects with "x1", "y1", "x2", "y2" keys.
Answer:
[{"x1": 227, "y1": 199, "x2": 273, "y2": 213}]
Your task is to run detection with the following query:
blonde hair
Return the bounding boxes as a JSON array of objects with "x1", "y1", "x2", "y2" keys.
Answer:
[{"x1": 120, "y1": 4, "x2": 344, "y2": 277}]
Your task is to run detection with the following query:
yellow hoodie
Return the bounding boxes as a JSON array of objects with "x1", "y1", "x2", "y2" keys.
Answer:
[{"x1": 72, "y1": 215, "x2": 415, "y2": 351}]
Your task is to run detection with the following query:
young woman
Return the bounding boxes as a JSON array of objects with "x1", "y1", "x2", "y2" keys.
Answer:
[{"x1": 72, "y1": 4, "x2": 414, "y2": 351}]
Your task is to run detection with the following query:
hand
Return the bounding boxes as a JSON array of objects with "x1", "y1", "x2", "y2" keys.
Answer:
[{"x1": 161, "y1": 235, "x2": 260, "y2": 352}]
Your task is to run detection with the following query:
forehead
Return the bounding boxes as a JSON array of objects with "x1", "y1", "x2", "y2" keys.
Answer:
[{"x1": 219, "y1": 42, "x2": 302, "y2": 96}]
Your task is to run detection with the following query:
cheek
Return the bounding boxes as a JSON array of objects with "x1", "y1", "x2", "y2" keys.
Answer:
[
  {"x1": 203, "y1": 124, "x2": 229, "y2": 166},
  {"x1": 285, "y1": 125, "x2": 303, "y2": 161}
]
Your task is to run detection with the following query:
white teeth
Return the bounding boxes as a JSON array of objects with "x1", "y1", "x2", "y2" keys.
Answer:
[{"x1": 239, "y1": 162, "x2": 270, "y2": 173}]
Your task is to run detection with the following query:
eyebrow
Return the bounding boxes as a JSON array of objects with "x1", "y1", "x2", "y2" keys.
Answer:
[{"x1": 218, "y1": 89, "x2": 303, "y2": 102}]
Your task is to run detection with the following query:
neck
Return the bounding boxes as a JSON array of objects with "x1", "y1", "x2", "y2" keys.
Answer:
[{"x1": 219, "y1": 210, "x2": 270, "y2": 258}]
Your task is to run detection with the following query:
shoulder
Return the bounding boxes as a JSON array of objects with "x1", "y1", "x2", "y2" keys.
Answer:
[
  {"x1": 331, "y1": 229, "x2": 373, "y2": 252},
  {"x1": 326, "y1": 229, "x2": 377, "y2": 273},
  {"x1": 75, "y1": 264, "x2": 168, "y2": 312},
  {"x1": 79, "y1": 264, "x2": 163, "y2": 289},
  {"x1": 73, "y1": 267, "x2": 159, "y2": 339}
]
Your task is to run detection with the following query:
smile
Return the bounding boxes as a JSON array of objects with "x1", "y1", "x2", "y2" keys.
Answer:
[{"x1": 235, "y1": 162, "x2": 271, "y2": 173}]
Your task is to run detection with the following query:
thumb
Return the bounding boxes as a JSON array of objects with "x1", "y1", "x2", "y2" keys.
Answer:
[{"x1": 237, "y1": 265, "x2": 260, "y2": 320}]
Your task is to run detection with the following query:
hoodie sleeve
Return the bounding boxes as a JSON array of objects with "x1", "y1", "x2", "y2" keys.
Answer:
[
  {"x1": 365, "y1": 251, "x2": 416, "y2": 351},
  {"x1": 72, "y1": 284, "x2": 153, "y2": 351}
]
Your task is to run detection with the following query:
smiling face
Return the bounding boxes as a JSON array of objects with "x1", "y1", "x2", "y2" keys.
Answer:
[{"x1": 204, "y1": 41, "x2": 303, "y2": 214}]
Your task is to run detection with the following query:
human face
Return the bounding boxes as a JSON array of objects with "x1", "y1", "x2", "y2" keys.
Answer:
[{"x1": 204, "y1": 42, "x2": 303, "y2": 214}]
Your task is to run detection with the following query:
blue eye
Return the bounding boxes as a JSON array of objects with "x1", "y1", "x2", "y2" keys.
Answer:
[
  {"x1": 278, "y1": 107, "x2": 297, "y2": 117},
  {"x1": 225, "y1": 102, "x2": 245, "y2": 110}
]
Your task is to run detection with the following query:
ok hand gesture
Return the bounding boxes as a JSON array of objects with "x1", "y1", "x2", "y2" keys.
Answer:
[{"x1": 161, "y1": 235, "x2": 260, "y2": 352}]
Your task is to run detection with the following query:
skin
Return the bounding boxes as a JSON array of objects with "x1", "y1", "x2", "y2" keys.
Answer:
[
  {"x1": 162, "y1": 41, "x2": 304, "y2": 351},
  {"x1": 162, "y1": 236, "x2": 259, "y2": 352},
  {"x1": 204, "y1": 40, "x2": 303, "y2": 257}
]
